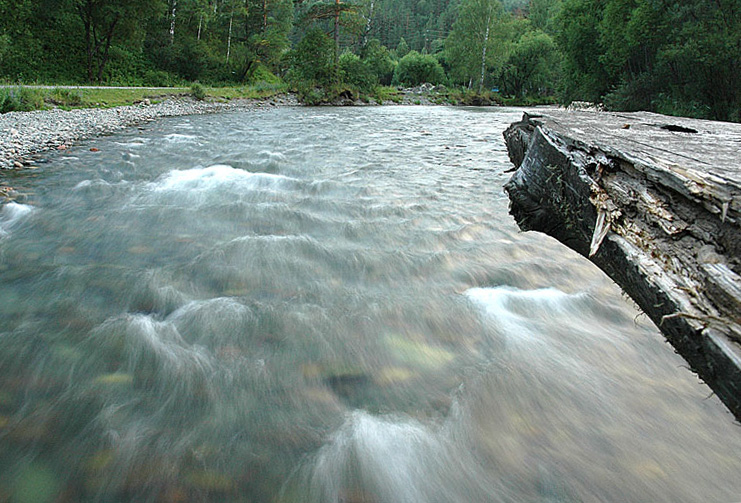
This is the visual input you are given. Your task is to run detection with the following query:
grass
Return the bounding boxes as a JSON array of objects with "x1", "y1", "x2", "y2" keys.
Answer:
[
  {"x1": 0, "y1": 87, "x2": 44, "y2": 113},
  {"x1": 0, "y1": 81, "x2": 556, "y2": 112},
  {"x1": 370, "y1": 86, "x2": 403, "y2": 104},
  {"x1": 0, "y1": 83, "x2": 290, "y2": 113}
]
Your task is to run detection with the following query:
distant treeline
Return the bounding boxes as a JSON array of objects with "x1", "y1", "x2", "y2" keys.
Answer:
[{"x1": 0, "y1": 0, "x2": 738, "y2": 120}]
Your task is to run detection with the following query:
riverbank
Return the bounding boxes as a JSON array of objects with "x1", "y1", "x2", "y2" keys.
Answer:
[
  {"x1": 0, "y1": 95, "x2": 299, "y2": 169},
  {"x1": 0, "y1": 87, "x2": 462, "y2": 202},
  {"x1": 0, "y1": 94, "x2": 303, "y2": 202}
]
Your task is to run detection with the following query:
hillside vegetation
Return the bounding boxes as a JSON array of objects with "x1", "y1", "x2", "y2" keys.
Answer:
[{"x1": 0, "y1": 0, "x2": 738, "y2": 120}]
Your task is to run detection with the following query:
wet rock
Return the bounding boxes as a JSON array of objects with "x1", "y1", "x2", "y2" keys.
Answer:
[
  {"x1": 374, "y1": 366, "x2": 415, "y2": 386},
  {"x1": 184, "y1": 469, "x2": 236, "y2": 492},
  {"x1": 84, "y1": 449, "x2": 115, "y2": 473},
  {"x1": 92, "y1": 372, "x2": 134, "y2": 387},
  {"x1": 384, "y1": 334, "x2": 455, "y2": 369}
]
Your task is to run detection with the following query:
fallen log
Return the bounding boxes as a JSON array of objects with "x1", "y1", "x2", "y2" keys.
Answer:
[{"x1": 503, "y1": 110, "x2": 741, "y2": 419}]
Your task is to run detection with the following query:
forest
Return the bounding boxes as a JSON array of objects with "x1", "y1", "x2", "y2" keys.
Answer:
[{"x1": 0, "y1": 0, "x2": 739, "y2": 121}]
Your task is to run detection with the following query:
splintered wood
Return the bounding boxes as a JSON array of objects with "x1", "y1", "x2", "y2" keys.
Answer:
[{"x1": 503, "y1": 110, "x2": 741, "y2": 419}]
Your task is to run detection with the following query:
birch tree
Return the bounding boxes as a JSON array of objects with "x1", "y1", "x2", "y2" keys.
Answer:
[{"x1": 444, "y1": 0, "x2": 510, "y2": 90}]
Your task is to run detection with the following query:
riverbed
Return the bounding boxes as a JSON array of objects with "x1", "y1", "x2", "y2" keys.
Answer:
[{"x1": 0, "y1": 106, "x2": 739, "y2": 503}]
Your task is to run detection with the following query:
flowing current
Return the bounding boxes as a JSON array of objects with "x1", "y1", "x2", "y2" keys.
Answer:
[{"x1": 0, "y1": 107, "x2": 739, "y2": 503}]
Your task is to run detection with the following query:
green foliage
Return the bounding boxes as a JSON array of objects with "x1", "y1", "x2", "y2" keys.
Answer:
[
  {"x1": 0, "y1": 34, "x2": 9, "y2": 60},
  {"x1": 76, "y1": 0, "x2": 168, "y2": 82},
  {"x1": 370, "y1": 85, "x2": 402, "y2": 103},
  {"x1": 555, "y1": 0, "x2": 740, "y2": 121},
  {"x1": 143, "y1": 70, "x2": 177, "y2": 87},
  {"x1": 392, "y1": 51, "x2": 446, "y2": 86},
  {"x1": 444, "y1": 0, "x2": 510, "y2": 90},
  {"x1": 444, "y1": 88, "x2": 503, "y2": 105},
  {"x1": 395, "y1": 38, "x2": 410, "y2": 58},
  {"x1": 190, "y1": 82, "x2": 207, "y2": 100},
  {"x1": 499, "y1": 27, "x2": 560, "y2": 98},
  {"x1": 0, "y1": 0, "x2": 737, "y2": 122},
  {"x1": 529, "y1": 0, "x2": 562, "y2": 34},
  {"x1": 361, "y1": 39, "x2": 395, "y2": 85},
  {"x1": 153, "y1": 38, "x2": 213, "y2": 83},
  {"x1": 246, "y1": 63, "x2": 283, "y2": 85},
  {"x1": 339, "y1": 52, "x2": 377, "y2": 91},
  {"x1": 244, "y1": 0, "x2": 294, "y2": 70},
  {"x1": 287, "y1": 29, "x2": 338, "y2": 87},
  {"x1": 47, "y1": 88, "x2": 84, "y2": 107},
  {"x1": 0, "y1": 87, "x2": 44, "y2": 113},
  {"x1": 555, "y1": 0, "x2": 610, "y2": 103}
]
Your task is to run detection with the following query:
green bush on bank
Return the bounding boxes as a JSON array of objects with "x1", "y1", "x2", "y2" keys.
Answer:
[
  {"x1": 47, "y1": 88, "x2": 83, "y2": 107},
  {"x1": 392, "y1": 51, "x2": 446, "y2": 87},
  {"x1": 190, "y1": 82, "x2": 206, "y2": 100},
  {"x1": 0, "y1": 87, "x2": 44, "y2": 113}
]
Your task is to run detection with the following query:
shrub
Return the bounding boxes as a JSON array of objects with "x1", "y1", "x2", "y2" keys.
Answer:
[
  {"x1": 392, "y1": 51, "x2": 446, "y2": 87},
  {"x1": 190, "y1": 82, "x2": 206, "y2": 100},
  {"x1": 143, "y1": 70, "x2": 175, "y2": 87},
  {"x1": 47, "y1": 88, "x2": 83, "y2": 107},
  {"x1": 0, "y1": 87, "x2": 44, "y2": 113},
  {"x1": 286, "y1": 29, "x2": 337, "y2": 88},
  {"x1": 361, "y1": 39, "x2": 395, "y2": 85},
  {"x1": 339, "y1": 52, "x2": 376, "y2": 91},
  {"x1": 247, "y1": 63, "x2": 283, "y2": 86}
]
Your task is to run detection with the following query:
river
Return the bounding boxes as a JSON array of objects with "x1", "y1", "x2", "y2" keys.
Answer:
[{"x1": 0, "y1": 106, "x2": 739, "y2": 503}]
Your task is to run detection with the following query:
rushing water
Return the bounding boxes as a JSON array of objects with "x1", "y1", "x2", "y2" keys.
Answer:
[{"x1": 0, "y1": 107, "x2": 739, "y2": 503}]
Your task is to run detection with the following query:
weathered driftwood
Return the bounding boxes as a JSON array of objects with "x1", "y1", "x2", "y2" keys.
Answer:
[{"x1": 503, "y1": 110, "x2": 741, "y2": 419}]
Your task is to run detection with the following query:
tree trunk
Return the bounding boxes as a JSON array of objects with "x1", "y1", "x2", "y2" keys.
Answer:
[
  {"x1": 479, "y1": 11, "x2": 491, "y2": 94},
  {"x1": 334, "y1": 0, "x2": 340, "y2": 62},
  {"x1": 226, "y1": 9, "x2": 234, "y2": 63},
  {"x1": 263, "y1": 0, "x2": 268, "y2": 32},
  {"x1": 96, "y1": 15, "x2": 120, "y2": 82},
  {"x1": 170, "y1": 0, "x2": 178, "y2": 44},
  {"x1": 198, "y1": 12, "x2": 203, "y2": 40},
  {"x1": 78, "y1": 1, "x2": 95, "y2": 83},
  {"x1": 362, "y1": 0, "x2": 374, "y2": 48}
]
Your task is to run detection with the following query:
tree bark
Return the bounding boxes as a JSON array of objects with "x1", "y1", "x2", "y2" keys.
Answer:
[
  {"x1": 503, "y1": 110, "x2": 741, "y2": 420},
  {"x1": 479, "y1": 11, "x2": 490, "y2": 94},
  {"x1": 96, "y1": 14, "x2": 120, "y2": 82},
  {"x1": 226, "y1": 9, "x2": 234, "y2": 63},
  {"x1": 170, "y1": 0, "x2": 178, "y2": 44},
  {"x1": 334, "y1": 0, "x2": 340, "y2": 62},
  {"x1": 361, "y1": 0, "x2": 374, "y2": 48}
]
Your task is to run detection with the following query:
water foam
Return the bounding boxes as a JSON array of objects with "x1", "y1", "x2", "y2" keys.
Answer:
[
  {"x1": 0, "y1": 202, "x2": 35, "y2": 237},
  {"x1": 89, "y1": 313, "x2": 214, "y2": 398},
  {"x1": 167, "y1": 297, "x2": 256, "y2": 347},
  {"x1": 465, "y1": 286, "x2": 578, "y2": 344},
  {"x1": 163, "y1": 133, "x2": 198, "y2": 143},
  {"x1": 151, "y1": 164, "x2": 295, "y2": 193},
  {"x1": 288, "y1": 410, "x2": 508, "y2": 503}
]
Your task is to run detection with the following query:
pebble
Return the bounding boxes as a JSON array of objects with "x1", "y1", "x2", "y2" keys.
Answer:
[{"x1": 0, "y1": 96, "x2": 297, "y2": 170}]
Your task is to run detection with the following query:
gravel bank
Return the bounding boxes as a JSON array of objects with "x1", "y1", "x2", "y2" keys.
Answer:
[{"x1": 0, "y1": 95, "x2": 297, "y2": 171}]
